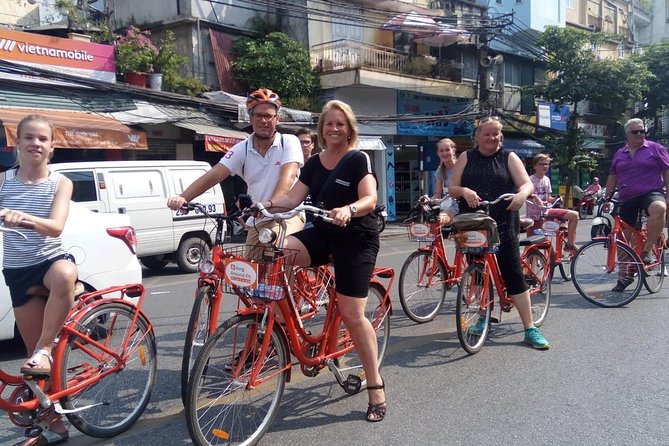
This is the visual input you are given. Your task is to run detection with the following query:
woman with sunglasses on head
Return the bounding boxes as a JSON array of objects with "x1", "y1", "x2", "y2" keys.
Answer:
[
  {"x1": 603, "y1": 118, "x2": 669, "y2": 271},
  {"x1": 449, "y1": 116, "x2": 550, "y2": 350}
]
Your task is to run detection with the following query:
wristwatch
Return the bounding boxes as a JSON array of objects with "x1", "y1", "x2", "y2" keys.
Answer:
[{"x1": 348, "y1": 204, "x2": 358, "y2": 217}]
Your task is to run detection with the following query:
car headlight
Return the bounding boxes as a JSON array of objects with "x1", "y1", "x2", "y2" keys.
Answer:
[
  {"x1": 258, "y1": 228, "x2": 277, "y2": 244},
  {"x1": 199, "y1": 259, "x2": 215, "y2": 274}
]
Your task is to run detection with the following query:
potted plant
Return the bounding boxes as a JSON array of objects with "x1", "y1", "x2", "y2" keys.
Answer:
[
  {"x1": 151, "y1": 30, "x2": 187, "y2": 92},
  {"x1": 115, "y1": 26, "x2": 158, "y2": 87}
]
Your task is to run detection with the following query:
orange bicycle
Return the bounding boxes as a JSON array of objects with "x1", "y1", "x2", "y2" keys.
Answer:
[
  {"x1": 452, "y1": 194, "x2": 551, "y2": 354},
  {"x1": 399, "y1": 195, "x2": 467, "y2": 323},
  {"x1": 180, "y1": 204, "x2": 331, "y2": 405},
  {"x1": 571, "y1": 202, "x2": 666, "y2": 307},
  {"x1": 0, "y1": 223, "x2": 155, "y2": 438},
  {"x1": 184, "y1": 203, "x2": 394, "y2": 446}
]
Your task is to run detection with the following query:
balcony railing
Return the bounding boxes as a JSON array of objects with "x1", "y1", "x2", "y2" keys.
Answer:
[{"x1": 310, "y1": 39, "x2": 463, "y2": 82}]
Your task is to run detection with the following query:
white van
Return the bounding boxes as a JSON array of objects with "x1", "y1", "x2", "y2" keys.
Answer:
[{"x1": 50, "y1": 161, "x2": 224, "y2": 273}]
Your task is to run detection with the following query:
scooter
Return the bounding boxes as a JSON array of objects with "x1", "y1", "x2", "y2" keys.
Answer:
[
  {"x1": 577, "y1": 191, "x2": 601, "y2": 219},
  {"x1": 591, "y1": 191, "x2": 617, "y2": 239}
]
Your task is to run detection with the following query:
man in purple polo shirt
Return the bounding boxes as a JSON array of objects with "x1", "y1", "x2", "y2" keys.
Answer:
[{"x1": 604, "y1": 118, "x2": 669, "y2": 281}]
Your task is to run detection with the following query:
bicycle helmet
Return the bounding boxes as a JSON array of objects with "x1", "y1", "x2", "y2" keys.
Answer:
[{"x1": 246, "y1": 88, "x2": 282, "y2": 111}]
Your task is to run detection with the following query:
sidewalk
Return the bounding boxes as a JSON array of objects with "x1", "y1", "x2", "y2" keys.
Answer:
[{"x1": 380, "y1": 221, "x2": 406, "y2": 239}]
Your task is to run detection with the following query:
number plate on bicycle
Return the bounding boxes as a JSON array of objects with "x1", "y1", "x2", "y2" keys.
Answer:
[
  {"x1": 408, "y1": 223, "x2": 435, "y2": 242},
  {"x1": 541, "y1": 220, "x2": 560, "y2": 234}
]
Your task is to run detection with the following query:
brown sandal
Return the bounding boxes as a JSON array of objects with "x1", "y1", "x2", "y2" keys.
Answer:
[
  {"x1": 20, "y1": 349, "x2": 52, "y2": 377},
  {"x1": 366, "y1": 380, "x2": 386, "y2": 422}
]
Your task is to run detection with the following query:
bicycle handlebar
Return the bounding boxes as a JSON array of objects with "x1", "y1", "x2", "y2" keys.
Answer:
[
  {"x1": 251, "y1": 203, "x2": 334, "y2": 223},
  {"x1": 0, "y1": 219, "x2": 33, "y2": 239},
  {"x1": 479, "y1": 193, "x2": 515, "y2": 207}
]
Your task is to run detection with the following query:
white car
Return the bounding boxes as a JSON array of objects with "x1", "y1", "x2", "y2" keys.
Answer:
[{"x1": 0, "y1": 201, "x2": 142, "y2": 341}]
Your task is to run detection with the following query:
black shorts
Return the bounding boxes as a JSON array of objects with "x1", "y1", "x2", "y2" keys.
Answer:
[
  {"x1": 618, "y1": 192, "x2": 666, "y2": 226},
  {"x1": 3, "y1": 253, "x2": 76, "y2": 308},
  {"x1": 291, "y1": 227, "x2": 379, "y2": 298}
]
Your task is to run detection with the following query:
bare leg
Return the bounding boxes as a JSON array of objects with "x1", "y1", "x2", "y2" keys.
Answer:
[
  {"x1": 643, "y1": 201, "x2": 667, "y2": 253},
  {"x1": 566, "y1": 210, "x2": 579, "y2": 247},
  {"x1": 510, "y1": 290, "x2": 533, "y2": 329},
  {"x1": 337, "y1": 295, "x2": 385, "y2": 410}
]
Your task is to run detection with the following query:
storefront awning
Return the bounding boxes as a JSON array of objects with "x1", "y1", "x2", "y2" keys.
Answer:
[
  {"x1": 357, "y1": 137, "x2": 386, "y2": 151},
  {"x1": 502, "y1": 138, "x2": 545, "y2": 158},
  {"x1": 0, "y1": 107, "x2": 147, "y2": 150},
  {"x1": 172, "y1": 121, "x2": 249, "y2": 152}
]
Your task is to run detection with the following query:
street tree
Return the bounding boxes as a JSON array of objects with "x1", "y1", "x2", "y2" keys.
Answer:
[
  {"x1": 232, "y1": 32, "x2": 320, "y2": 109},
  {"x1": 529, "y1": 26, "x2": 649, "y2": 196},
  {"x1": 636, "y1": 43, "x2": 669, "y2": 143}
]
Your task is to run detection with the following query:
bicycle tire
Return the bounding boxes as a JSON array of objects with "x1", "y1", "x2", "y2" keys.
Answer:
[
  {"x1": 186, "y1": 314, "x2": 289, "y2": 446},
  {"x1": 398, "y1": 250, "x2": 447, "y2": 323},
  {"x1": 58, "y1": 302, "x2": 157, "y2": 438},
  {"x1": 643, "y1": 236, "x2": 666, "y2": 294},
  {"x1": 525, "y1": 250, "x2": 551, "y2": 327},
  {"x1": 332, "y1": 282, "x2": 391, "y2": 387},
  {"x1": 571, "y1": 239, "x2": 643, "y2": 308},
  {"x1": 558, "y1": 240, "x2": 573, "y2": 282},
  {"x1": 181, "y1": 285, "x2": 214, "y2": 406},
  {"x1": 456, "y1": 264, "x2": 492, "y2": 355}
]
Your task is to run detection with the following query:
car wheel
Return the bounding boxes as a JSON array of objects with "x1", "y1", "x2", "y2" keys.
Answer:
[
  {"x1": 176, "y1": 237, "x2": 210, "y2": 273},
  {"x1": 140, "y1": 255, "x2": 169, "y2": 271}
]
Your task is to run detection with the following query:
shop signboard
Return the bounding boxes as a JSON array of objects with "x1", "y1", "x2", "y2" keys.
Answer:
[
  {"x1": 0, "y1": 28, "x2": 115, "y2": 84},
  {"x1": 537, "y1": 102, "x2": 570, "y2": 131},
  {"x1": 396, "y1": 91, "x2": 474, "y2": 137}
]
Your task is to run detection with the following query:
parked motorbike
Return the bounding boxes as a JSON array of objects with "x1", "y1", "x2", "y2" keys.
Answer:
[{"x1": 591, "y1": 190, "x2": 617, "y2": 239}]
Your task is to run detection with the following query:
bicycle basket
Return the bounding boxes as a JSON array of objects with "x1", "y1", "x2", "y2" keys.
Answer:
[
  {"x1": 451, "y1": 213, "x2": 500, "y2": 253},
  {"x1": 406, "y1": 222, "x2": 437, "y2": 242},
  {"x1": 221, "y1": 245, "x2": 298, "y2": 301}
]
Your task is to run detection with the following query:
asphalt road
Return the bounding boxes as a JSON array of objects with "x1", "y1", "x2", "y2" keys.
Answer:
[{"x1": 1, "y1": 219, "x2": 668, "y2": 446}]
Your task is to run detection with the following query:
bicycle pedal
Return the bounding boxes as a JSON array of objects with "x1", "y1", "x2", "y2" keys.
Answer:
[
  {"x1": 489, "y1": 317, "x2": 500, "y2": 324},
  {"x1": 342, "y1": 374, "x2": 362, "y2": 395}
]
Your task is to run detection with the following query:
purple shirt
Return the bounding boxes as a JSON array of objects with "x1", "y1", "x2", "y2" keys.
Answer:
[{"x1": 610, "y1": 140, "x2": 669, "y2": 201}]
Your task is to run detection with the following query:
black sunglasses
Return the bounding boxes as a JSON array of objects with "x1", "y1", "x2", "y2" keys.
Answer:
[{"x1": 628, "y1": 129, "x2": 645, "y2": 135}]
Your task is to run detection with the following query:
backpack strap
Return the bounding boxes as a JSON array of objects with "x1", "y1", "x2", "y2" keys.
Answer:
[{"x1": 316, "y1": 150, "x2": 357, "y2": 204}]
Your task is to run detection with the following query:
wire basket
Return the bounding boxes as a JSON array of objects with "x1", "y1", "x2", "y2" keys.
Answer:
[
  {"x1": 221, "y1": 245, "x2": 298, "y2": 301},
  {"x1": 406, "y1": 222, "x2": 437, "y2": 242}
]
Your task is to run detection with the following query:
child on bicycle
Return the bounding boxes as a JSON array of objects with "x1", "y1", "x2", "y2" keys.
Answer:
[
  {"x1": 0, "y1": 114, "x2": 77, "y2": 446},
  {"x1": 525, "y1": 153, "x2": 580, "y2": 252}
]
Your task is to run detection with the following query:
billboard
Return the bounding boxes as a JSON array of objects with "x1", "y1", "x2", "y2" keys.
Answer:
[
  {"x1": 396, "y1": 91, "x2": 474, "y2": 137},
  {"x1": 0, "y1": 28, "x2": 116, "y2": 83}
]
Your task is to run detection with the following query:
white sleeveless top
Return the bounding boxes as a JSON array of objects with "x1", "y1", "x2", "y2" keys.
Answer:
[{"x1": 0, "y1": 168, "x2": 66, "y2": 268}]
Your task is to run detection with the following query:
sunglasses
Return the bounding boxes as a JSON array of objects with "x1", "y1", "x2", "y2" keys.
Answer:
[{"x1": 628, "y1": 129, "x2": 645, "y2": 135}]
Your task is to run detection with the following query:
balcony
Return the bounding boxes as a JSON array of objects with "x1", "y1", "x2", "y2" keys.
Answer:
[{"x1": 310, "y1": 39, "x2": 474, "y2": 99}]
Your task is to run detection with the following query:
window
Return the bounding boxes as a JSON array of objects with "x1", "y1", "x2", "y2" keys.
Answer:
[
  {"x1": 332, "y1": 5, "x2": 362, "y2": 42},
  {"x1": 62, "y1": 171, "x2": 98, "y2": 202},
  {"x1": 618, "y1": 42, "x2": 625, "y2": 58},
  {"x1": 566, "y1": 0, "x2": 575, "y2": 8},
  {"x1": 496, "y1": 0, "x2": 502, "y2": 4}
]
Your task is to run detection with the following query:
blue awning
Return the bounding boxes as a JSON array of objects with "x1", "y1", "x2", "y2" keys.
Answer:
[{"x1": 502, "y1": 138, "x2": 545, "y2": 158}]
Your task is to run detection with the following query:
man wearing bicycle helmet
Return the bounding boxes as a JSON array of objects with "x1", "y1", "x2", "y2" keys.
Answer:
[
  {"x1": 604, "y1": 118, "x2": 669, "y2": 267},
  {"x1": 167, "y1": 88, "x2": 304, "y2": 253}
]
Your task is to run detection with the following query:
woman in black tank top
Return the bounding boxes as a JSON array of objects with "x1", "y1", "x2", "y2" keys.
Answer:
[{"x1": 448, "y1": 116, "x2": 550, "y2": 350}]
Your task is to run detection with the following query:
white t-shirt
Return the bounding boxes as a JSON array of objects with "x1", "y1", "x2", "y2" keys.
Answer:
[{"x1": 219, "y1": 132, "x2": 303, "y2": 222}]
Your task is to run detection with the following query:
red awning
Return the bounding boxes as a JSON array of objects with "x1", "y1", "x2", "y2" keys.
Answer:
[{"x1": 0, "y1": 107, "x2": 148, "y2": 150}]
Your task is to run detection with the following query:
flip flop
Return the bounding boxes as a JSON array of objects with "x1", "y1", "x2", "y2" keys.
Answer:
[{"x1": 20, "y1": 349, "x2": 52, "y2": 377}]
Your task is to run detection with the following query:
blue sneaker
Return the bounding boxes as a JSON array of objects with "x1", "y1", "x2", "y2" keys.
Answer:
[
  {"x1": 524, "y1": 327, "x2": 549, "y2": 350},
  {"x1": 467, "y1": 316, "x2": 489, "y2": 336}
]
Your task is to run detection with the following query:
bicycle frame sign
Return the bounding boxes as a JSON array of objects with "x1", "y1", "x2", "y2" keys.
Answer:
[
  {"x1": 223, "y1": 258, "x2": 259, "y2": 289},
  {"x1": 409, "y1": 223, "x2": 431, "y2": 238},
  {"x1": 457, "y1": 230, "x2": 489, "y2": 248},
  {"x1": 541, "y1": 220, "x2": 560, "y2": 234}
]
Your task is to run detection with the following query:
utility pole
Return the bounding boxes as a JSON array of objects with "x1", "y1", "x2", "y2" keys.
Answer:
[{"x1": 478, "y1": 7, "x2": 491, "y2": 113}]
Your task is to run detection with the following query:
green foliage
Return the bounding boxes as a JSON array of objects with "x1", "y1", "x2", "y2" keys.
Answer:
[
  {"x1": 168, "y1": 76, "x2": 209, "y2": 96},
  {"x1": 115, "y1": 26, "x2": 158, "y2": 74},
  {"x1": 531, "y1": 26, "x2": 650, "y2": 187},
  {"x1": 232, "y1": 32, "x2": 320, "y2": 109},
  {"x1": 405, "y1": 57, "x2": 433, "y2": 76},
  {"x1": 152, "y1": 31, "x2": 190, "y2": 92},
  {"x1": 636, "y1": 43, "x2": 669, "y2": 118}
]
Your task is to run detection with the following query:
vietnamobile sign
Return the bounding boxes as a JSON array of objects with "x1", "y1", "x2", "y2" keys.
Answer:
[{"x1": 0, "y1": 28, "x2": 115, "y2": 83}]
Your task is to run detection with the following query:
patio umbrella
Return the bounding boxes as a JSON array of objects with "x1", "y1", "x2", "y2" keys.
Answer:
[{"x1": 382, "y1": 11, "x2": 440, "y2": 36}]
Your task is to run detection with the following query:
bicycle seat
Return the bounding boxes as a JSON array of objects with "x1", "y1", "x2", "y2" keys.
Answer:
[{"x1": 26, "y1": 281, "x2": 86, "y2": 299}]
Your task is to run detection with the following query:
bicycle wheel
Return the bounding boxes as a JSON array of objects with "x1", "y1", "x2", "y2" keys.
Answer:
[
  {"x1": 643, "y1": 236, "x2": 666, "y2": 294},
  {"x1": 332, "y1": 282, "x2": 391, "y2": 388},
  {"x1": 181, "y1": 285, "x2": 214, "y2": 406},
  {"x1": 58, "y1": 303, "x2": 157, "y2": 438},
  {"x1": 571, "y1": 239, "x2": 643, "y2": 307},
  {"x1": 524, "y1": 250, "x2": 551, "y2": 327},
  {"x1": 186, "y1": 314, "x2": 288, "y2": 446},
  {"x1": 456, "y1": 264, "x2": 492, "y2": 355},
  {"x1": 398, "y1": 250, "x2": 447, "y2": 323}
]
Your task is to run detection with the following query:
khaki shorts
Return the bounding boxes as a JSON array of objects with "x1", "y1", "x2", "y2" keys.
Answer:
[{"x1": 244, "y1": 215, "x2": 304, "y2": 259}]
